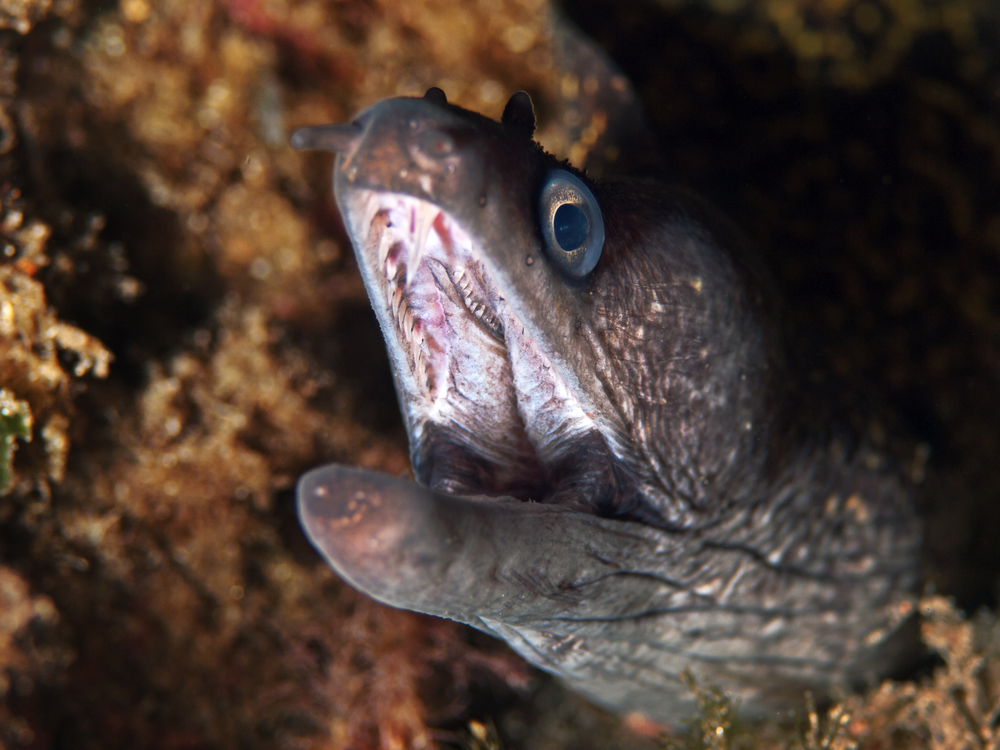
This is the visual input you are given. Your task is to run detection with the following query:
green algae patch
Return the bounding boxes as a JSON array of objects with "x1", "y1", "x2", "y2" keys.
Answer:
[
  {"x1": 660, "y1": 671, "x2": 747, "y2": 750},
  {"x1": 0, "y1": 389, "x2": 31, "y2": 494}
]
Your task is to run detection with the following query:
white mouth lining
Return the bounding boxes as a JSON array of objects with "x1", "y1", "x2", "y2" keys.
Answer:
[
  {"x1": 345, "y1": 189, "x2": 598, "y2": 479},
  {"x1": 357, "y1": 191, "x2": 500, "y2": 414}
]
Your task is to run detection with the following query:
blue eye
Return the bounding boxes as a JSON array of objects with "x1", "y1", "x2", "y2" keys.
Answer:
[{"x1": 539, "y1": 169, "x2": 604, "y2": 277}]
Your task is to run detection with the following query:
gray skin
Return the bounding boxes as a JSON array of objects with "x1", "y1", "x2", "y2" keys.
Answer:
[{"x1": 291, "y1": 88, "x2": 921, "y2": 723}]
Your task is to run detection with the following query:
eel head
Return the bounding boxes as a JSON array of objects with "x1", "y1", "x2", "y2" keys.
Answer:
[{"x1": 291, "y1": 89, "x2": 921, "y2": 722}]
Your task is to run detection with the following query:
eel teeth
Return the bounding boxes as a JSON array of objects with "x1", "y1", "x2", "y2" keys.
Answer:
[
  {"x1": 385, "y1": 243, "x2": 404, "y2": 282},
  {"x1": 452, "y1": 264, "x2": 503, "y2": 338},
  {"x1": 390, "y1": 286, "x2": 403, "y2": 321},
  {"x1": 375, "y1": 211, "x2": 393, "y2": 264},
  {"x1": 400, "y1": 306, "x2": 411, "y2": 338}
]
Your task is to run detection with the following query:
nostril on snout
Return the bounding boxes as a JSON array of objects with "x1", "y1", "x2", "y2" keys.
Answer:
[{"x1": 290, "y1": 123, "x2": 363, "y2": 154}]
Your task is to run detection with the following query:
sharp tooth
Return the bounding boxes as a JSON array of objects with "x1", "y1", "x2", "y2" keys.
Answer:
[
  {"x1": 363, "y1": 196, "x2": 383, "y2": 240},
  {"x1": 391, "y1": 287, "x2": 402, "y2": 319},
  {"x1": 405, "y1": 206, "x2": 436, "y2": 287},
  {"x1": 378, "y1": 220, "x2": 394, "y2": 266}
]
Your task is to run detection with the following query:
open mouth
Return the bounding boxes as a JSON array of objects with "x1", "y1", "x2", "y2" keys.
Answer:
[
  {"x1": 375, "y1": 200, "x2": 503, "y2": 339},
  {"x1": 345, "y1": 190, "x2": 546, "y2": 497},
  {"x1": 358, "y1": 191, "x2": 508, "y2": 402},
  {"x1": 342, "y1": 189, "x2": 600, "y2": 502}
]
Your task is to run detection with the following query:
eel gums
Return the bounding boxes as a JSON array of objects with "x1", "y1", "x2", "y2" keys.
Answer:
[{"x1": 291, "y1": 88, "x2": 921, "y2": 723}]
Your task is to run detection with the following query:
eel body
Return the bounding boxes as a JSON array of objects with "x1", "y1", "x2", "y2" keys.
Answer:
[{"x1": 291, "y1": 88, "x2": 921, "y2": 722}]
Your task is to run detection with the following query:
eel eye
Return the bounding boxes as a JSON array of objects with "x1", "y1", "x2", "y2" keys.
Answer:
[{"x1": 538, "y1": 169, "x2": 604, "y2": 278}]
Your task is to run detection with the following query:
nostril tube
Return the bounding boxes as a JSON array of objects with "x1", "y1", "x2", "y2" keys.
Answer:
[
  {"x1": 290, "y1": 123, "x2": 363, "y2": 153},
  {"x1": 423, "y1": 86, "x2": 448, "y2": 105}
]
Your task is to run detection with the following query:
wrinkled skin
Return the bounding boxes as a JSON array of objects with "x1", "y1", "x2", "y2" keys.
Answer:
[{"x1": 291, "y1": 89, "x2": 921, "y2": 723}]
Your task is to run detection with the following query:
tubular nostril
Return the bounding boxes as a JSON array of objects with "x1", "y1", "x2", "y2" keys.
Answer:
[
  {"x1": 290, "y1": 123, "x2": 363, "y2": 154},
  {"x1": 423, "y1": 86, "x2": 448, "y2": 106}
]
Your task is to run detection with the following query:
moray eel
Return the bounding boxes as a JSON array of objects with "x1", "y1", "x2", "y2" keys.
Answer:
[{"x1": 291, "y1": 88, "x2": 921, "y2": 723}]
